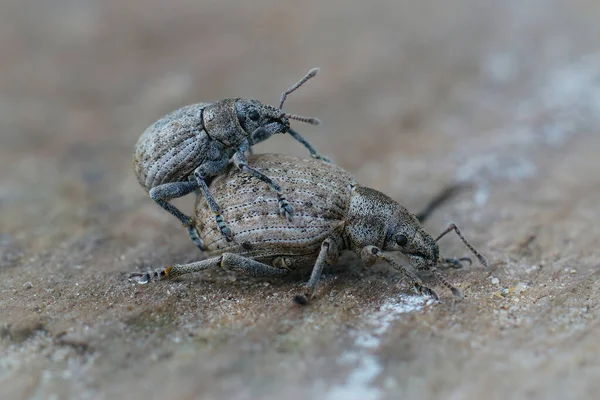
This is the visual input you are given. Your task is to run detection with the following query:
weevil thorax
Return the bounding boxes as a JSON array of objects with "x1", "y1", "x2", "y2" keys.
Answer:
[
  {"x1": 202, "y1": 98, "x2": 247, "y2": 148},
  {"x1": 344, "y1": 186, "x2": 403, "y2": 251},
  {"x1": 345, "y1": 186, "x2": 440, "y2": 268}
]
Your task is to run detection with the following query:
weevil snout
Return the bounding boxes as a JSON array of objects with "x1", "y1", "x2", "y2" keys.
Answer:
[{"x1": 235, "y1": 99, "x2": 280, "y2": 136}]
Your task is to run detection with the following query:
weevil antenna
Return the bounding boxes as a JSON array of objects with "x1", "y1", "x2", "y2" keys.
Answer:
[
  {"x1": 284, "y1": 113, "x2": 321, "y2": 125},
  {"x1": 279, "y1": 68, "x2": 320, "y2": 109}
]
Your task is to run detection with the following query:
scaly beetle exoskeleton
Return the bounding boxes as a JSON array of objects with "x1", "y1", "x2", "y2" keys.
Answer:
[
  {"x1": 130, "y1": 154, "x2": 488, "y2": 304},
  {"x1": 133, "y1": 68, "x2": 327, "y2": 243}
]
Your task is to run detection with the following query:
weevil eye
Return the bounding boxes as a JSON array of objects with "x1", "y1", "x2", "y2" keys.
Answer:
[
  {"x1": 396, "y1": 234, "x2": 408, "y2": 247},
  {"x1": 248, "y1": 109, "x2": 260, "y2": 121}
]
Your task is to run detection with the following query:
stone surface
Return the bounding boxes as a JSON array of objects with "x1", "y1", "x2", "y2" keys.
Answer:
[{"x1": 1, "y1": 0, "x2": 600, "y2": 399}]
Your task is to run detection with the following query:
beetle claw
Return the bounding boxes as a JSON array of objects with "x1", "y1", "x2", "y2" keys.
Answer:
[
  {"x1": 277, "y1": 194, "x2": 294, "y2": 222},
  {"x1": 312, "y1": 153, "x2": 331, "y2": 163},
  {"x1": 220, "y1": 226, "x2": 233, "y2": 242},
  {"x1": 128, "y1": 272, "x2": 151, "y2": 284},
  {"x1": 293, "y1": 293, "x2": 310, "y2": 306},
  {"x1": 415, "y1": 283, "x2": 439, "y2": 301}
]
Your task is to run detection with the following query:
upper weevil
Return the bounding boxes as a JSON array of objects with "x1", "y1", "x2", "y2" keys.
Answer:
[
  {"x1": 130, "y1": 154, "x2": 488, "y2": 304},
  {"x1": 133, "y1": 68, "x2": 327, "y2": 243}
]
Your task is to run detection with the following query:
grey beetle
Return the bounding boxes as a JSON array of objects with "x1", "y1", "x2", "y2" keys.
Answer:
[
  {"x1": 133, "y1": 68, "x2": 327, "y2": 244},
  {"x1": 130, "y1": 154, "x2": 487, "y2": 303}
]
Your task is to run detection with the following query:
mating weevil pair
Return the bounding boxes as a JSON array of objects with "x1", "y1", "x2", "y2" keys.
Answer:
[
  {"x1": 131, "y1": 152, "x2": 488, "y2": 303},
  {"x1": 131, "y1": 68, "x2": 487, "y2": 303}
]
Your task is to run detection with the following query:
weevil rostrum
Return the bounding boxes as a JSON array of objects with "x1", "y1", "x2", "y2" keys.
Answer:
[
  {"x1": 133, "y1": 68, "x2": 328, "y2": 243},
  {"x1": 130, "y1": 154, "x2": 488, "y2": 304}
]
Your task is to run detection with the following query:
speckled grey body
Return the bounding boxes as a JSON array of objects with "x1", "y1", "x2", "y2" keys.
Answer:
[
  {"x1": 131, "y1": 154, "x2": 488, "y2": 303},
  {"x1": 132, "y1": 69, "x2": 327, "y2": 242},
  {"x1": 134, "y1": 103, "x2": 216, "y2": 189},
  {"x1": 196, "y1": 154, "x2": 355, "y2": 268}
]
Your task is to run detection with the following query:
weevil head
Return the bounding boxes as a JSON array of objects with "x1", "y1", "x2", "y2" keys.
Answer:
[
  {"x1": 346, "y1": 186, "x2": 440, "y2": 269},
  {"x1": 382, "y1": 206, "x2": 440, "y2": 271},
  {"x1": 202, "y1": 98, "x2": 288, "y2": 148},
  {"x1": 235, "y1": 99, "x2": 289, "y2": 139}
]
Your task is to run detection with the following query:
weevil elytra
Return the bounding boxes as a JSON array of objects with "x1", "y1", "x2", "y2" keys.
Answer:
[
  {"x1": 130, "y1": 154, "x2": 488, "y2": 303},
  {"x1": 133, "y1": 68, "x2": 327, "y2": 243}
]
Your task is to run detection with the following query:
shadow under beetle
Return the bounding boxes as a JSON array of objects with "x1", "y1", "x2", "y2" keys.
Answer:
[
  {"x1": 130, "y1": 154, "x2": 488, "y2": 304},
  {"x1": 133, "y1": 68, "x2": 327, "y2": 243}
]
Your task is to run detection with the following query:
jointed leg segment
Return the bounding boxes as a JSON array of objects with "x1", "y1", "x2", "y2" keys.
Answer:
[
  {"x1": 286, "y1": 128, "x2": 331, "y2": 163},
  {"x1": 361, "y1": 245, "x2": 439, "y2": 301},
  {"x1": 149, "y1": 181, "x2": 198, "y2": 227},
  {"x1": 293, "y1": 238, "x2": 338, "y2": 304},
  {"x1": 187, "y1": 225, "x2": 205, "y2": 251},
  {"x1": 440, "y1": 256, "x2": 472, "y2": 269},
  {"x1": 128, "y1": 253, "x2": 289, "y2": 285},
  {"x1": 435, "y1": 223, "x2": 488, "y2": 267},
  {"x1": 193, "y1": 169, "x2": 232, "y2": 241},
  {"x1": 234, "y1": 139, "x2": 294, "y2": 221}
]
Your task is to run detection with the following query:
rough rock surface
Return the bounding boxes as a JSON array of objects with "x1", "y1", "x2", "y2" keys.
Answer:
[{"x1": 1, "y1": 1, "x2": 599, "y2": 399}]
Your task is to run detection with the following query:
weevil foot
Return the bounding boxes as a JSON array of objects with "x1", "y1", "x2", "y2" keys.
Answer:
[
  {"x1": 186, "y1": 225, "x2": 205, "y2": 251},
  {"x1": 451, "y1": 286, "x2": 463, "y2": 299},
  {"x1": 128, "y1": 266, "x2": 173, "y2": 284},
  {"x1": 215, "y1": 214, "x2": 233, "y2": 242},
  {"x1": 128, "y1": 272, "x2": 152, "y2": 284},
  {"x1": 293, "y1": 293, "x2": 310, "y2": 306},
  {"x1": 312, "y1": 153, "x2": 331, "y2": 163},
  {"x1": 277, "y1": 194, "x2": 294, "y2": 222},
  {"x1": 415, "y1": 283, "x2": 439, "y2": 301},
  {"x1": 440, "y1": 256, "x2": 472, "y2": 269}
]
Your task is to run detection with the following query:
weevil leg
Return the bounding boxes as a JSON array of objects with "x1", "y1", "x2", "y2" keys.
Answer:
[
  {"x1": 186, "y1": 224, "x2": 206, "y2": 251},
  {"x1": 128, "y1": 256, "x2": 222, "y2": 284},
  {"x1": 435, "y1": 223, "x2": 488, "y2": 267},
  {"x1": 250, "y1": 124, "x2": 276, "y2": 145},
  {"x1": 175, "y1": 179, "x2": 205, "y2": 250},
  {"x1": 193, "y1": 163, "x2": 233, "y2": 242},
  {"x1": 128, "y1": 253, "x2": 289, "y2": 285},
  {"x1": 188, "y1": 176, "x2": 202, "y2": 199},
  {"x1": 414, "y1": 263, "x2": 463, "y2": 299},
  {"x1": 439, "y1": 256, "x2": 472, "y2": 269},
  {"x1": 286, "y1": 128, "x2": 331, "y2": 163},
  {"x1": 149, "y1": 181, "x2": 198, "y2": 227},
  {"x1": 293, "y1": 238, "x2": 339, "y2": 305},
  {"x1": 361, "y1": 246, "x2": 439, "y2": 301},
  {"x1": 220, "y1": 253, "x2": 290, "y2": 277},
  {"x1": 233, "y1": 139, "x2": 294, "y2": 222},
  {"x1": 413, "y1": 262, "x2": 462, "y2": 298}
]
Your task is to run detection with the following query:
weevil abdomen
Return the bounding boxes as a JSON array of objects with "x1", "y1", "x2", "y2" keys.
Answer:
[
  {"x1": 195, "y1": 154, "x2": 356, "y2": 269},
  {"x1": 134, "y1": 103, "x2": 215, "y2": 190}
]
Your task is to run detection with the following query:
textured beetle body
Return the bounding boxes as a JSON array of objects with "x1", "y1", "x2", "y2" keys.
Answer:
[
  {"x1": 134, "y1": 103, "x2": 218, "y2": 190},
  {"x1": 196, "y1": 155, "x2": 356, "y2": 269},
  {"x1": 132, "y1": 69, "x2": 326, "y2": 242},
  {"x1": 131, "y1": 154, "x2": 488, "y2": 303}
]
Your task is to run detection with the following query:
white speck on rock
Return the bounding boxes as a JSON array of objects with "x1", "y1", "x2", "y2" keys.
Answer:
[{"x1": 325, "y1": 295, "x2": 428, "y2": 400}]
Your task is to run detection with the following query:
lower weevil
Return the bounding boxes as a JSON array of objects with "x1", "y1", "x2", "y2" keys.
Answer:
[
  {"x1": 130, "y1": 154, "x2": 488, "y2": 303},
  {"x1": 133, "y1": 68, "x2": 327, "y2": 243}
]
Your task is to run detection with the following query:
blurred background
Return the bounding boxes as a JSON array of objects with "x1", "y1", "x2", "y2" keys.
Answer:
[{"x1": 1, "y1": 0, "x2": 600, "y2": 399}]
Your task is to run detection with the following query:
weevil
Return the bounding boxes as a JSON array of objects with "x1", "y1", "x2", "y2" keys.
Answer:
[
  {"x1": 130, "y1": 154, "x2": 488, "y2": 303},
  {"x1": 133, "y1": 68, "x2": 327, "y2": 243}
]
